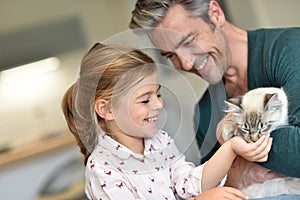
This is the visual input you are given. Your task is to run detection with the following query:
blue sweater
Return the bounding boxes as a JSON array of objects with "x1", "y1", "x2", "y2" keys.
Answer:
[{"x1": 195, "y1": 27, "x2": 300, "y2": 177}]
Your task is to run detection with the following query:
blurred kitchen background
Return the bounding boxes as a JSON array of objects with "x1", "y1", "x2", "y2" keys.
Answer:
[{"x1": 0, "y1": 0, "x2": 299, "y2": 199}]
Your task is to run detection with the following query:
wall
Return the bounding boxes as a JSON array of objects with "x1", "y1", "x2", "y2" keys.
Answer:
[{"x1": 225, "y1": 0, "x2": 300, "y2": 29}]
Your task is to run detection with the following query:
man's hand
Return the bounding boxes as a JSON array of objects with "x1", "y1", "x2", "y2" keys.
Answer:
[
  {"x1": 189, "y1": 186, "x2": 249, "y2": 200},
  {"x1": 225, "y1": 157, "x2": 284, "y2": 189}
]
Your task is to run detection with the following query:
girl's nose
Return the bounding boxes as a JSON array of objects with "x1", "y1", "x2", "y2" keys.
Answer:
[{"x1": 153, "y1": 97, "x2": 163, "y2": 110}]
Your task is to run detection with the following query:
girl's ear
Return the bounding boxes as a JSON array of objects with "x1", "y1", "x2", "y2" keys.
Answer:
[{"x1": 94, "y1": 99, "x2": 114, "y2": 120}]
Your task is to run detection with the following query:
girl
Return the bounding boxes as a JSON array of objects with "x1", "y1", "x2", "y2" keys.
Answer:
[{"x1": 61, "y1": 43, "x2": 272, "y2": 200}]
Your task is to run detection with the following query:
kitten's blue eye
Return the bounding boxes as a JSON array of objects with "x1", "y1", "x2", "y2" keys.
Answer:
[
  {"x1": 258, "y1": 122, "x2": 264, "y2": 129},
  {"x1": 239, "y1": 123, "x2": 250, "y2": 133},
  {"x1": 244, "y1": 123, "x2": 249, "y2": 130}
]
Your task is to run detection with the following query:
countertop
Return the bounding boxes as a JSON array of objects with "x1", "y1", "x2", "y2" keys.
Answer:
[{"x1": 0, "y1": 133, "x2": 75, "y2": 168}]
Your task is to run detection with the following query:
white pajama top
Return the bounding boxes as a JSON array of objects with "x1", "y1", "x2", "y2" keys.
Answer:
[{"x1": 85, "y1": 130, "x2": 226, "y2": 200}]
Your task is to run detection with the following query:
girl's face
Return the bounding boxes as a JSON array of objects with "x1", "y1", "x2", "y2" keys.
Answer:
[{"x1": 111, "y1": 70, "x2": 163, "y2": 141}]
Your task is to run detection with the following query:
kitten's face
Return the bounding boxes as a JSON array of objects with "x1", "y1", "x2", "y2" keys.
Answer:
[
  {"x1": 235, "y1": 111, "x2": 272, "y2": 142},
  {"x1": 224, "y1": 89, "x2": 287, "y2": 143}
]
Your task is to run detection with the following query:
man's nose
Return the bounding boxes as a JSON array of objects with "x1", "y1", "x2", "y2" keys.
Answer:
[{"x1": 176, "y1": 51, "x2": 194, "y2": 71}]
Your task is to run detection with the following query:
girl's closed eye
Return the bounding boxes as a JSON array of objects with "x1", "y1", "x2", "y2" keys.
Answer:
[
  {"x1": 141, "y1": 99, "x2": 150, "y2": 104},
  {"x1": 140, "y1": 93, "x2": 162, "y2": 104},
  {"x1": 162, "y1": 52, "x2": 175, "y2": 59}
]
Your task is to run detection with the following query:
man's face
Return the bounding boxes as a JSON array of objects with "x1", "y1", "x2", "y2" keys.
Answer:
[{"x1": 149, "y1": 4, "x2": 231, "y2": 84}]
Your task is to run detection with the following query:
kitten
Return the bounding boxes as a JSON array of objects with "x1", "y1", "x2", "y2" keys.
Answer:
[
  {"x1": 222, "y1": 87, "x2": 288, "y2": 143},
  {"x1": 221, "y1": 87, "x2": 300, "y2": 198}
]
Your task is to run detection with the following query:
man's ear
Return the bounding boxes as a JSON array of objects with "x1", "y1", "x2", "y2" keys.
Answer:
[
  {"x1": 94, "y1": 99, "x2": 114, "y2": 120},
  {"x1": 209, "y1": 0, "x2": 225, "y2": 26}
]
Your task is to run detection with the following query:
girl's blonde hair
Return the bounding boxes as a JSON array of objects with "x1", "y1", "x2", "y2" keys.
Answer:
[{"x1": 62, "y1": 43, "x2": 156, "y2": 165}]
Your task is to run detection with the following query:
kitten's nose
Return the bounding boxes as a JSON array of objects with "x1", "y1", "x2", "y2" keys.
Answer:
[{"x1": 250, "y1": 132, "x2": 260, "y2": 142}]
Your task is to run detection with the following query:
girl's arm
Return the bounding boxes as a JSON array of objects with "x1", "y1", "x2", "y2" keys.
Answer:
[{"x1": 201, "y1": 135, "x2": 272, "y2": 191}]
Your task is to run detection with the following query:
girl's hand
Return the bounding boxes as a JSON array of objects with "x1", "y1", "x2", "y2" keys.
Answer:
[
  {"x1": 189, "y1": 186, "x2": 249, "y2": 200},
  {"x1": 229, "y1": 134, "x2": 273, "y2": 162}
]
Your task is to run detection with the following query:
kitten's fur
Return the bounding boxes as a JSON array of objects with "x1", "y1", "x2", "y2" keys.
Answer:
[
  {"x1": 222, "y1": 87, "x2": 288, "y2": 143},
  {"x1": 222, "y1": 87, "x2": 300, "y2": 198}
]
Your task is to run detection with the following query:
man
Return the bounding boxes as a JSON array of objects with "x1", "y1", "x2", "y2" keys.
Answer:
[{"x1": 129, "y1": 0, "x2": 300, "y2": 198}]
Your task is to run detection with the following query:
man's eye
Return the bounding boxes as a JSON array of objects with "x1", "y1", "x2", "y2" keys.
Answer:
[
  {"x1": 183, "y1": 36, "x2": 196, "y2": 46},
  {"x1": 183, "y1": 40, "x2": 192, "y2": 46}
]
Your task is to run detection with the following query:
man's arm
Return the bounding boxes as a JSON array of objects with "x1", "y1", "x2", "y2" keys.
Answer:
[{"x1": 261, "y1": 28, "x2": 300, "y2": 177}]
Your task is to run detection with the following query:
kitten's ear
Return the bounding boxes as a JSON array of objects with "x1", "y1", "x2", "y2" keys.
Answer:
[
  {"x1": 264, "y1": 93, "x2": 282, "y2": 112},
  {"x1": 224, "y1": 96, "x2": 243, "y2": 114}
]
